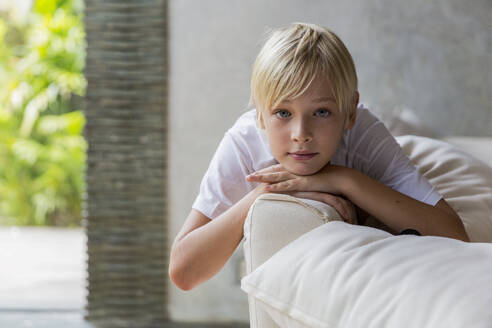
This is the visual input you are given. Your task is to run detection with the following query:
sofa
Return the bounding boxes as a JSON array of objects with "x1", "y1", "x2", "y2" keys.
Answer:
[{"x1": 241, "y1": 132, "x2": 492, "y2": 328}]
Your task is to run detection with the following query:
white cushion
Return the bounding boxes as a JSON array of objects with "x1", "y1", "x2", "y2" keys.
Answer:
[
  {"x1": 440, "y1": 136, "x2": 492, "y2": 166},
  {"x1": 396, "y1": 135, "x2": 492, "y2": 242},
  {"x1": 241, "y1": 221, "x2": 492, "y2": 328}
]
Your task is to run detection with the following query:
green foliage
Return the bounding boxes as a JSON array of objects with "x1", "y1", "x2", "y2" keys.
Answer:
[{"x1": 0, "y1": 0, "x2": 86, "y2": 226}]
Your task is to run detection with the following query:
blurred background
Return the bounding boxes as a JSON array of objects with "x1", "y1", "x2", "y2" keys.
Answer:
[
  {"x1": 0, "y1": 0, "x2": 85, "y2": 227},
  {"x1": 0, "y1": 0, "x2": 490, "y2": 327},
  {"x1": 0, "y1": 0, "x2": 88, "y2": 326}
]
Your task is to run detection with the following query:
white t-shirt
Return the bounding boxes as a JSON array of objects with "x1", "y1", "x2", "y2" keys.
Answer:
[{"x1": 192, "y1": 103, "x2": 442, "y2": 220}]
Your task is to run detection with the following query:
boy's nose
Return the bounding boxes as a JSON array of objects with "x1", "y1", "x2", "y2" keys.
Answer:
[
  {"x1": 291, "y1": 122, "x2": 313, "y2": 143},
  {"x1": 292, "y1": 134, "x2": 312, "y2": 143}
]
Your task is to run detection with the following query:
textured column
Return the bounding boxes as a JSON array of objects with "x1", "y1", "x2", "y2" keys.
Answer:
[{"x1": 83, "y1": 1, "x2": 168, "y2": 327}]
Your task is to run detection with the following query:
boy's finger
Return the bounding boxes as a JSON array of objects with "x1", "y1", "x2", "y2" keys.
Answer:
[
  {"x1": 264, "y1": 179, "x2": 297, "y2": 192},
  {"x1": 247, "y1": 171, "x2": 294, "y2": 183},
  {"x1": 249, "y1": 164, "x2": 285, "y2": 175},
  {"x1": 316, "y1": 193, "x2": 353, "y2": 223}
]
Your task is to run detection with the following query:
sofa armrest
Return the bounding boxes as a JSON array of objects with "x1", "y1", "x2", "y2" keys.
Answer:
[{"x1": 242, "y1": 193, "x2": 342, "y2": 328}]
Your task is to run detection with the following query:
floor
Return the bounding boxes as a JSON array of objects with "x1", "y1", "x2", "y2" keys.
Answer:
[
  {"x1": 0, "y1": 227, "x2": 89, "y2": 328},
  {"x1": 0, "y1": 227, "x2": 248, "y2": 328}
]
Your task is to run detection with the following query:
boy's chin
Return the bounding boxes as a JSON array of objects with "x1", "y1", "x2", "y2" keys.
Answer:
[{"x1": 283, "y1": 163, "x2": 324, "y2": 176}]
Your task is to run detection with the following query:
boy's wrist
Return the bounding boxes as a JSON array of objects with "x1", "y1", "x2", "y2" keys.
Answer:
[
  {"x1": 241, "y1": 183, "x2": 269, "y2": 216},
  {"x1": 337, "y1": 167, "x2": 359, "y2": 197},
  {"x1": 316, "y1": 165, "x2": 357, "y2": 196}
]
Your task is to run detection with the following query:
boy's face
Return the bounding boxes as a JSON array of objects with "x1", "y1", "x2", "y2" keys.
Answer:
[{"x1": 261, "y1": 77, "x2": 357, "y2": 176}]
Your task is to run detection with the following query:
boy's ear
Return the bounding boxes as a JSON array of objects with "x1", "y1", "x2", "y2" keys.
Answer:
[{"x1": 344, "y1": 91, "x2": 359, "y2": 130}]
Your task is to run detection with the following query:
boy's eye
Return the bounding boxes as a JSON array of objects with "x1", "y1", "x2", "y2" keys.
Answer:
[
  {"x1": 315, "y1": 108, "x2": 331, "y2": 117},
  {"x1": 275, "y1": 110, "x2": 291, "y2": 118}
]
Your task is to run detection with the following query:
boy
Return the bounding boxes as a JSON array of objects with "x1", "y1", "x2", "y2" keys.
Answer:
[{"x1": 169, "y1": 22, "x2": 469, "y2": 291}]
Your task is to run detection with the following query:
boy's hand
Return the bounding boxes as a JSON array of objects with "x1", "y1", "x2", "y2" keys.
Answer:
[
  {"x1": 246, "y1": 163, "x2": 348, "y2": 194},
  {"x1": 246, "y1": 164, "x2": 357, "y2": 224}
]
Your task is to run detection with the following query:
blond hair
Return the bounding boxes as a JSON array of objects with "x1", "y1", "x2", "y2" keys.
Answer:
[{"x1": 250, "y1": 23, "x2": 358, "y2": 128}]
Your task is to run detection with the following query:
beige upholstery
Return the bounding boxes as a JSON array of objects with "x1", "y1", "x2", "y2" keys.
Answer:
[{"x1": 242, "y1": 193, "x2": 342, "y2": 328}]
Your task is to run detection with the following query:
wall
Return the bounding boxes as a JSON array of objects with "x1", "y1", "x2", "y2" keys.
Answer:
[{"x1": 168, "y1": 0, "x2": 491, "y2": 323}]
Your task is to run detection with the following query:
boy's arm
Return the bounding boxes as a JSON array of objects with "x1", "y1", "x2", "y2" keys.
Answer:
[
  {"x1": 354, "y1": 205, "x2": 396, "y2": 234},
  {"x1": 249, "y1": 164, "x2": 469, "y2": 241},
  {"x1": 169, "y1": 184, "x2": 268, "y2": 291},
  {"x1": 339, "y1": 167, "x2": 469, "y2": 241}
]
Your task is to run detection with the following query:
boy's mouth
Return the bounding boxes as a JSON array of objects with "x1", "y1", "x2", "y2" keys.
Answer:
[{"x1": 288, "y1": 152, "x2": 318, "y2": 160}]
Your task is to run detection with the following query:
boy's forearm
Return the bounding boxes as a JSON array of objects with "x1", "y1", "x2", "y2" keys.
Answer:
[
  {"x1": 340, "y1": 168, "x2": 469, "y2": 241},
  {"x1": 171, "y1": 185, "x2": 266, "y2": 290}
]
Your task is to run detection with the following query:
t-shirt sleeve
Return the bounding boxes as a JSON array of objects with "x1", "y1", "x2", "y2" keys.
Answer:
[
  {"x1": 192, "y1": 131, "x2": 256, "y2": 220},
  {"x1": 351, "y1": 112, "x2": 442, "y2": 206},
  {"x1": 377, "y1": 136, "x2": 442, "y2": 206}
]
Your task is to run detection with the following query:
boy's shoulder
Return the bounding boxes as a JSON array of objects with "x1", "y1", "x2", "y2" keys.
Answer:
[
  {"x1": 340, "y1": 103, "x2": 379, "y2": 142},
  {"x1": 227, "y1": 108, "x2": 262, "y2": 138},
  {"x1": 353, "y1": 103, "x2": 380, "y2": 128},
  {"x1": 232, "y1": 108, "x2": 257, "y2": 126},
  {"x1": 337, "y1": 103, "x2": 390, "y2": 161},
  {"x1": 226, "y1": 108, "x2": 272, "y2": 161},
  {"x1": 344, "y1": 103, "x2": 390, "y2": 143}
]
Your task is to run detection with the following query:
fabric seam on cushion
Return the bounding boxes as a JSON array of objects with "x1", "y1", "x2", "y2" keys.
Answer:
[
  {"x1": 246, "y1": 200, "x2": 260, "y2": 328},
  {"x1": 258, "y1": 193, "x2": 340, "y2": 222},
  {"x1": 242, "y1": 281, "x2": 339, "y2": 328}
]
